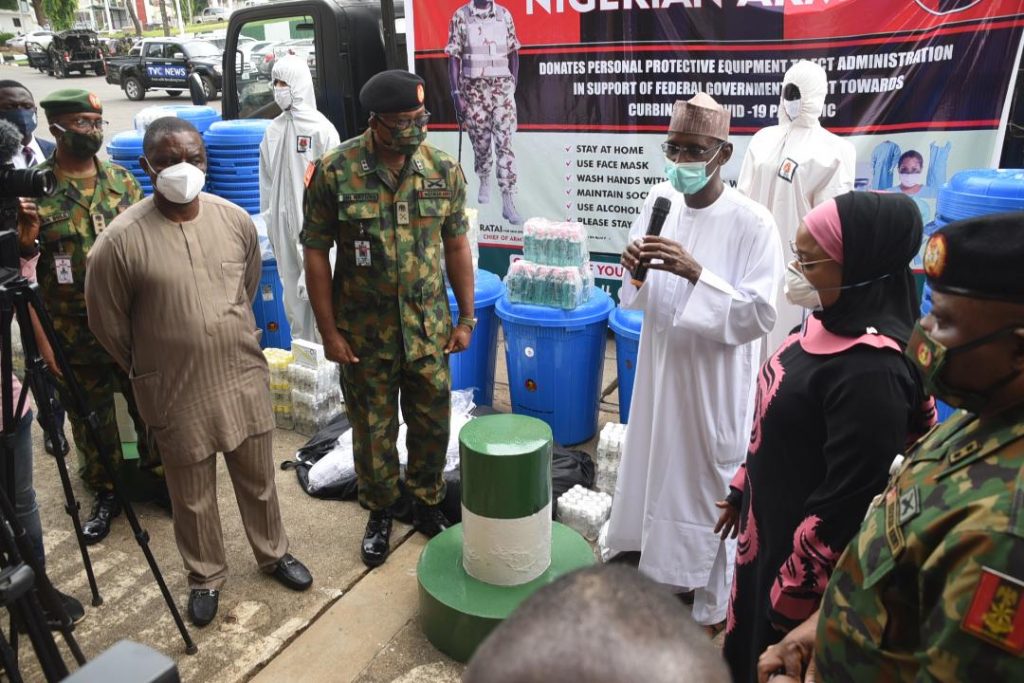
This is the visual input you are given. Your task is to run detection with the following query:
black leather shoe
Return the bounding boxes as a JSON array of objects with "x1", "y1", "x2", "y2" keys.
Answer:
[
  {"x1": 412, "y1": 501, "x2": 450, "y2": 539},
  {"x1": 37, "y1": 588, "x2": 85, "y2": 630},
  {"x1": 187, "y1": 589, "x2": 219, "y2": 627},
  {"x1": 44, "y1": 431, "x2": 69, "y2": 457},
  {"x1": 82, "y1": 491, "x2": 121, "y2": 545},
  {"x1": 268, "y1": 553, "x2": 312, "y2": 591},
  {"x1": 361, "y1": 508, "x2": 393, "y2": 568}
]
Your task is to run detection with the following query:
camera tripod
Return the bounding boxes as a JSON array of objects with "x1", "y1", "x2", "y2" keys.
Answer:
[{"x1": 0, "y1": 272, "x2": 197, "y2": 664}]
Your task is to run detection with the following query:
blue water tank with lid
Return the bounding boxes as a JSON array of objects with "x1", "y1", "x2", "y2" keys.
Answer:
[
  {"x1": 447, "y1": 270, "x2": 505, "y2": 407},
  {"x1": 608, "y1": 308, "x2": 643, "y2": 424}
]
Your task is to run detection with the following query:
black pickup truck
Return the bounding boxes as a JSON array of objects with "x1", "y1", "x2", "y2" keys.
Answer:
[{"x1": 105, "y1": 37, "x2": 223, "y2": 101}]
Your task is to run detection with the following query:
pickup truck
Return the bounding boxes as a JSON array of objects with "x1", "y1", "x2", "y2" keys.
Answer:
[{"x1": 106, "y1": 37, "x2": 224, "y2": 101}]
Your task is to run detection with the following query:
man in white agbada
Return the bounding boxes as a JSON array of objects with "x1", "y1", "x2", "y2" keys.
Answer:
[
  {"x1": 259, "y1": 55, "x2": 340, "y2": 342},
  {"x1": 737, "y1": 60, "x2": 855, "y2": 355},
  {"x1": 607, "y1": 93, "x2": 783, "y2": 633}
]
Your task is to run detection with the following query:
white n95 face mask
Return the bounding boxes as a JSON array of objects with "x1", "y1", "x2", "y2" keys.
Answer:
[
  {"x1": 899, "y1": 172, "x2": 923, "y2": 187},
  {"x1": 784, "y1": 262, "x2": 823, "y2": 311},
  {"x1": 273, "y1": 86, "x2": 293, "y2": 111},
  {"x1": 784, "y1": 99, "x2": 802, "y2": 121},
  {"x1": 152, "y1": 161, "x2": 206, "y2": 204}
]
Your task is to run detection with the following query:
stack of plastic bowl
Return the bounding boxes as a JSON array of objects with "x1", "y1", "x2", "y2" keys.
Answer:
[
  {"x1": 106, "y1": 130, "x2": 152, "y2": 196},
  {"x1": 133, "y1": 104, "x2": 222, "y2": 134},
  {"x1": 203, "y1": 119, "x2": 271, "y2": 216}
]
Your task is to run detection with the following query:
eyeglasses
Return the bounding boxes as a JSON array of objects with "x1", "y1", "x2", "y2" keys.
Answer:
[
  {"x1": 374, "y1": 110, "x2": 431, "y2": 131},
  {"x1": 661, "y1": 141, "x2": 724, "y2": 162},
  {"x1": 65, "y1": 118, "x2": 108, "y2": 132},
  {"x1": 789, "y1": 240, "x2": 835, "y2": 271}
]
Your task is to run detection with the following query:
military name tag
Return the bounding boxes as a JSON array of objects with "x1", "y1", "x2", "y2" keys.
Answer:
[
  {"x1": 396, "y1": 201, "x2": 410, "y2": 225},
  {"x1": 355, "y1": 240, "x2": 371, "y2": 267},
  {"x1": 55, "y1": 255, "x2": 73, "y2": 284},
  {"x1": 417, "y1": 189, "x2": 453, "y2": 200},
  {"x1": 341, "y1": 192, "x2": 379, "y2": 203},
  {"x1": 41, "y1": 211, "x2": 70, "y2": 228},
  {"x1": 92, "y1": 213, "x2": 106, "y2": 234}
]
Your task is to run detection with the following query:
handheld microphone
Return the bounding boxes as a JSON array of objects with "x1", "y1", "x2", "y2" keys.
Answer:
[
  {"x1": 0, "y1": 119, "x2": 23, "y2": 162},
  {"x1": 630, "y1": 196, "x2": 671, "y2": 287}
]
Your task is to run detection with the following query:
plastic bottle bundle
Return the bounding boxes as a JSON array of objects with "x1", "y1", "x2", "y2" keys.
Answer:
[
  {"x1": 595, "y1": 422, "x2": 627, "y2": 494},
  {"x1": 288, "y1": 361, "x2": 340, "y2": 395},
  {"x1": 556, "y1": 485, "x2": 613, "y2": 541},
  {"x1": 523, "y1": 218, "x2": 588, "y2": 267},
  {"x1": 291, "y1": 386, "x2": 344, "y2": 437},
  {"x1": 504, "y1": 261, "x2": 593, "y2": 310},
  {"x1": 263, "y1": 348, "x2": 295, "y2": 430}
]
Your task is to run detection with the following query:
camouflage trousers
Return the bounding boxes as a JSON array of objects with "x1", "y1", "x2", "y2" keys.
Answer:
[
  {"x1": 462, "y1": 76, "x2": 518, "y2": 192},
  {"x1": 339, "y1": 349, "x2": 450, "y2": 510},
  {"x1": 61, "y1": 363, "x2": 162, "y2": 493}
]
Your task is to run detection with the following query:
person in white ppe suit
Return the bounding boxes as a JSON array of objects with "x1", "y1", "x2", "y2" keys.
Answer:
[
  {"x1": 737, "y1": 60, "x2": 855, "y2": 356},
  {"x1": 259, "y1": 56, "x2": 340, "y2": 342}
]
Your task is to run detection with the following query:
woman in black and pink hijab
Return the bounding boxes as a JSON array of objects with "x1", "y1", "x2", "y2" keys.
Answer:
[{"x1": 715, "y1": 191, "x2": 935, "y2": 683}]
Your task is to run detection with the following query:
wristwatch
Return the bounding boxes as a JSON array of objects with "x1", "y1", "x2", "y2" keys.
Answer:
[{"x1": 457, "y1": 316, "x2": 477, "y2": 331}]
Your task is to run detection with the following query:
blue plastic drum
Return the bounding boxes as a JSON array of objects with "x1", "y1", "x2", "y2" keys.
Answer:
[
  {"x1": 447, "y1": 270, "x2": 505, "y2": 407},
  {"x1": 252, "y1": 259, "x2": 292, "y2": 349},
  {"x1": 608, "y1": 308, "x2": 643, "y2": 423},
  {"x1": 496, "y1": 287, "x2": 614, "y2": 445}
]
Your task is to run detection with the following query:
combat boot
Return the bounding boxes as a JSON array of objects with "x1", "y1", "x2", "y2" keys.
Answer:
[
  {"x1": 361, "y1": 508, "x2": 393, "y2": 567},
  {"x1": 502, "y1": 192, "x2": 523, "y2": 225},
  {"x1": 412, "y1": 500, "x2": 450, "y2": 539},
  {"x1": 82, "y1": 491, "x2": 121, "y2": 545},
  {"x1": 477, "y1": 175, "x2": 491, "y2": 204}
]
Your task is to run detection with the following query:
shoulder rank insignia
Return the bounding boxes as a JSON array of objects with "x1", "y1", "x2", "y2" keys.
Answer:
[{"x1": 962, "y1": 567, "x2": 1024, "y2": 654}]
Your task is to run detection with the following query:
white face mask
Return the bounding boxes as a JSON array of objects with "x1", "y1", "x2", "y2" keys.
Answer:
[
  {"x1": 899, "y1": 172, "x2": 923, "y2": 187},
  {"x1": 273, "y1": 86, "x2": 293, "y2": 111},
  {"x1": 784, "y1": 99, "x2": 802, "y2": 121},
  {"x1": 147, "y1": 159, "x2": 206, "y2": 204},
  {"x1": 784, "y1": 262, "x2": 823, "y2": 311}
]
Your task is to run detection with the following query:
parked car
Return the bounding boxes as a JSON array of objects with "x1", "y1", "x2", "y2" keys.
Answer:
[
  {"x1": 9, "y1": 30, "x2": 54, "y2": 54},
  {"x1": 25, "y1": 41, "x2": 51, "y2": 72},
  {"x1": 195, "y1": 7, "x2": 229, "y2": 24},
  {"x1": 47, "y1": 30, "x2": 105, "y2": 78},
  {"x1": 106, "y1": 37, "x2": 223, "y2": 101},
  {"x1": 258, "y1": 38, "x2": 313, "y2": 76}
]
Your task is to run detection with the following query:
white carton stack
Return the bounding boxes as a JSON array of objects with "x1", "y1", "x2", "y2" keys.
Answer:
[
  {"x1": 289, "y1": 340, "x2": 343, "y2": 436},
  {"x1": 595, "y1": 422, "x2": 627, "y2": 495},
  {"x1": 556, "y1": 485, "x2": 613, "y2": 541}
]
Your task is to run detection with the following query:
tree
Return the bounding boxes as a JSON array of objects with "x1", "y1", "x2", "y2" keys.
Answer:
[
  {"x1": 124, "y1": 0, "x2": 142, "y2": 35},
  {"x1": 157, "y1": 0, "x2": 170, "y2": 36},
  {"x1": 30, "y1": 0, "x2": 48, "y2": 28},
  {"x1": 41, "y1": 0, "x2": 75, "y2": 30}
]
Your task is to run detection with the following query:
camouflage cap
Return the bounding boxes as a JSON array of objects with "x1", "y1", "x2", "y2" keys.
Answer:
[
  {"x1": 360, "y1": 70, "x2": 425, "y2": 114},
  {"x1": 924, "y1": 211, "x2": 1024, "y2": 303},
  {"x1": 39, "y1": 88, "x2": 103, "y2": 119},
  {"x1": 669, "y1": 93, "x2": 730, "y2": 141}
]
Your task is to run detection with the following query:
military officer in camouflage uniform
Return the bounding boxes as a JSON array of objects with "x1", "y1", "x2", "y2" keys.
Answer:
[
  {"x1": 302, "y1": 70, "x2": 475, "y2": 568},
  {"x1": 22, "y1": 89, "x2": 162, "y2": 545},
  {"x1": 756, "y1": 212, "x2": 1024, "y2": 682},
  {"x1": 446, "y1": 0, "x2": 523, "y2": 225}
]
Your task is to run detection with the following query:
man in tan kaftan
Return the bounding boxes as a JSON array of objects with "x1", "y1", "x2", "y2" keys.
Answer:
[{"x1": 84, "y1": 118, "x2": 312, "y2": 628}]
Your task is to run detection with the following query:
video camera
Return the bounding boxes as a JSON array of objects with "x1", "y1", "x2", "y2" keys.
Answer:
[{"x1": 0, "y1": 119, "x2": 57, "y2": 284}]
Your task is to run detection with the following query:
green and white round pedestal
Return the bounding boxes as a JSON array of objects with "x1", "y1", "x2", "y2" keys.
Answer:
[{"x1": 417, "y1": 415, "x2": 595, "y2": 663}]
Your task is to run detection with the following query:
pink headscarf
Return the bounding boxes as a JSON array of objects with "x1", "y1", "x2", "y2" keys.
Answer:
[{"x1": 802, "y1": 198, "x2": 843, "y2": 264}]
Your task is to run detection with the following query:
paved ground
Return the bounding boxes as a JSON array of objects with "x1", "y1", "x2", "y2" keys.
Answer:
[{"x1": 1, "y1": 62, "x2": 629, "y2": 681}]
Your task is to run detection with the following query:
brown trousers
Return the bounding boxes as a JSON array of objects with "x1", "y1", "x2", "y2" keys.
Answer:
[{"x1": 163, "y1": 430, "x2": 288, "y2": 589}]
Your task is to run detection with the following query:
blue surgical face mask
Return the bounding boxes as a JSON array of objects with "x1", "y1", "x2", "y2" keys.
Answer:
[
  {"x1": 0, "y1": 108, "x2": 37, "y2": 139},
  {"x1": 665, "y1": 146, "x2": 722, "y2": 195}
]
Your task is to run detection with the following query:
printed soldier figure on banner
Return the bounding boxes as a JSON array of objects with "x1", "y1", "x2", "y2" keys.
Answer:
[{"x1": 446, "y1": 0, "x2": 523, "y2": 225}]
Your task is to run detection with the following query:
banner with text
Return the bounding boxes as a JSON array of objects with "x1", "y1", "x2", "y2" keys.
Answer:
[{"x1": 406, "y1": 0, "x2": 1024, "y2": 297}]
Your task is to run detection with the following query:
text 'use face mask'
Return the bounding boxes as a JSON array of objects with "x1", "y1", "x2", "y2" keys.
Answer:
[
  {"x1": 147, "y1": 159, "x2": 206, "y2": 204},
  {"x1": 665, "y1": 145, "x2": 722, "y2": 196}
]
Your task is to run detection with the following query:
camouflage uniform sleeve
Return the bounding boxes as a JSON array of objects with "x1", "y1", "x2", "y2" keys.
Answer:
[
  {"x1": 124, "y1": 171, "x2": 143, "y2": 204},
  {"x1": 444, "y1": 6, "x2": 465, "y2": 58},
  {"x1": 442, "y1": 159, "x2": 468, "y2": 240},
  {"x1": 919, "y1": 529, "x2": 1024, "y2": 679},
  {"x1": 504, "y1": 7, "x2": 521, "y2": 52},
  {"x1": 300, "y1": 159, "x2": 337, "y2": 251}
]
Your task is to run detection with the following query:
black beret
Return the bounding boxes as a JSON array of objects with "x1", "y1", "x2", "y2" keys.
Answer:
[
  {"x1": 360, "y1": 70, "x2": 425, "y2": 114},
  {"x1": 924, "y1": 211, "x2": 1024, "y2": 303}
]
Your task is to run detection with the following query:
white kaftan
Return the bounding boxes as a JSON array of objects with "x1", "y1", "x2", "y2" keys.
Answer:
[
  {"x1": 605, "y1": 184, "x2": 783, "y2": 625},
  {"x1": 737, "y1": 60, "x2": 855, "y2": 356}
]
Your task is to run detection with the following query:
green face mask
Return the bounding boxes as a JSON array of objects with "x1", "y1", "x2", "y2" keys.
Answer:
[
  {"x1": 380, "y1": 124, "x2": 426, "y2": 156},
  {"x1": 54, "y1": 124, "x2": 103, "y2": 159},
  {"x1": 906, "y1": 321, "x2": 1022, "y2": 414}
]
